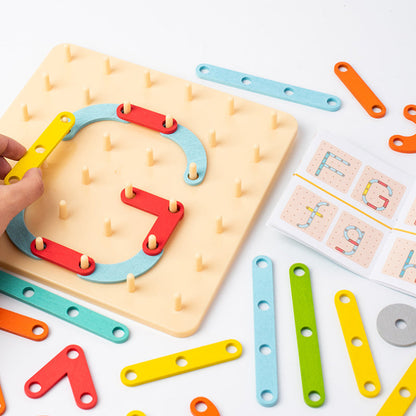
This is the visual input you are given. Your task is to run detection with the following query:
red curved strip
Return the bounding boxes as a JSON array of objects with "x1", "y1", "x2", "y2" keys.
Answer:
[
  {"x1": 117, "y1": 103, "x2": 177, "y2": 134},
  {"x1": 30, "y1": 238, "x2": 95, "y2": 276}
]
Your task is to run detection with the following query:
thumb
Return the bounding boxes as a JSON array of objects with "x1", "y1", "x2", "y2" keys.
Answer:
[{"x1": 3, "y1": 168, "x2": 44, "y2": 220}]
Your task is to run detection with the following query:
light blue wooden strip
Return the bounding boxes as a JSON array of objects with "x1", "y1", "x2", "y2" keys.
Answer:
[
  {"x1": 0, "y1": 270, "x2": 129, "y2": 343},
  {"x1": 252, "y1": 255, "x2": 278, "y2": 407},
  {"x1": 196, "y1": 64, "x2": 341, "y2": 112}
]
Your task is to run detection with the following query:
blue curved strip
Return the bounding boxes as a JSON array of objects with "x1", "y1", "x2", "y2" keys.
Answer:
[
  {"x1": 63, "y1": 104, "x2": 128, "y2": 141},
  {"x1": 79, "y1": 250, "x2": 163, "y2": 283},
  {"x1": 161, "y1": 125, "x2": 207, "y2": 186},
  {"x1": 6, "y1": 210, "x2": 39, "y2": 259}
]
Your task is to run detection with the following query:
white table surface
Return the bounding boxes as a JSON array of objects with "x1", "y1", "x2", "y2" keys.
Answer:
[{"x1": 0, "y1": 1, "x2": 416, "y2": 414}]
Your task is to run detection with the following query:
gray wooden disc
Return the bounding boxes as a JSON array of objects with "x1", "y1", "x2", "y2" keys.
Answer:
[{"x1": 377, "y1": 304, "x2": 416, "y2": 347}]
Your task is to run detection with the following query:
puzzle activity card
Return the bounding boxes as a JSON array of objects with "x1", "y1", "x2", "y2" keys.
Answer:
[{"x1": 268, "y1": 132, "x2": 416, "y2": 296}]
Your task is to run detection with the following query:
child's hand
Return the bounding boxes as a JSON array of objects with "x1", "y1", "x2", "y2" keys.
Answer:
[{"x1": 0, "y1": 135, "x2": 44, "y2": 236}]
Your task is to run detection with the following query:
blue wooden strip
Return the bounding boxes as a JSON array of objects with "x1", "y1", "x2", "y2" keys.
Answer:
[
  {"x1": 196, "y1": 64, "x2": 341, "y2": 112},
  {"x1": 252, "y1": 255, "x2": 278, "y2": 407}
]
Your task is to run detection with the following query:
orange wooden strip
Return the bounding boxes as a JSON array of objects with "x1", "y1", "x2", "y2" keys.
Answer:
[
  {"x1": 0, "y1": 308, "x2": 48, "y2": 341},
  {"x1": 0, "y1": 384, "x2": 5, "y2": 415},
  {"x1": 334, "y1": 62, "x2": 386, "y2": 118},
  {"x1": 389, "y1": 105, "x2": 416, "y2": 153}
]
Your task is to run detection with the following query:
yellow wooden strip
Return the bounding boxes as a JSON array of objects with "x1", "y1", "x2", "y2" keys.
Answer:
[
  {"x1": 120, "y1": 339, "x2": 242, "y2": 386},
  {"x1": 377, "y1": 357, "x2": 416, "y2": 415},
  {"x1": 335, "y1": 290, "x2": 381, "y2": 398},
  {"x1": 4, "y1": 112, "x2": 74, "y2": 184}
]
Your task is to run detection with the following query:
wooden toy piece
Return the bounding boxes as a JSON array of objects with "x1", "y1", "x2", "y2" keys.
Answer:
[
  {"x1": 185, "y1": 83, "x2": 193, "y2": 101},
  {"x1": 82, "y1": 166, "x2": 90, "y2": 185},
  {"x1": 389, "y1": 105, "x2": 416, "y2": 154},
  {"x1": 0, "y1": 307, "x2": 49, "y2": 341},
  {"x1": 195, "y1": 253, "x2": 203, "y2": 272},
  {"x1": 125, "y1": 184, "x2": 134, "y2": 199},
  {"x1": 376, "y1": 357, "x2": 416, "y2": 416},
  {"x1": 0, "y1": 44, "x2": 297, "y2": 337},
  {"x1": 35, "y1": 237, "x2": 44, "y2": 251},
  {"x1": 59, "y1": 200, "x2": 68, "y2": 220},
  {"x1": 169, "y1": 199, "x2": 178, "y2": 213},
  {"x1": 234, "y1": 178, "x2": 242, "y2": 197},
  {"x1": 123, "y1": 101, "x2": 131, "y2": 115},
  {"x1": 334, "y1": 62, "x2": 386, "y2": 118},
  {"x1": 146, "y1": 148, "x2": 154, "y2": 166},
  {"x1": 127, "y1": 273, "x2": 135, "y2": 293},
  {"x1": 174, "y1": 293, "x2": 182, "y2": 311},
  {"x1": 120, "y1": 339, "x2": 242, "y2": 386},
  {"x1": 216, "y1": 216, "x2": 223, "y2": 234},
  {"x1": 253, "y1": 144, "x2": 260, "y2": 163},
  {"x1": 165, "y1": 114, "x2": 173, "y2": 129},
  {"x1": 335, "y1": 290, "x2": 381, "y2": 398},
  {"x1": 4, "y1": 111, "x2": 74, "y2": 184},
  {"x1": 289, "y1": 263, "x2": 325, "y2": 408},
  {"x1": 0, "y1": 384, "x2": 5, "y2": 415},
  {"x1": 0, "y1": 270, "x2": 130, "y2": 343},
  {"x1": 83, "y1": 87, "x2": 91, "y2": 105},
  {"x1": 21, "y1": 103, "x2": 29, "y2": 121},
  {"x1": 189, "y1": 162, "x2": 198, "y2": 180},
  {"x1": 80, "y1": 254, "x2": 90, "y2": 270},
  {"x1": 271, "y1": 111, "x2": 278, "y2": 129},
  {"x1": 43, "y1": 73, "x2": 51, "y2": 91},
  {"x1": 104, "y1": 56, "x2": 111, "y2": 75},
  {"x1": 190, "y1": 397, "x2": 220, "y2": 416},
  {"x1": 103, "y1": 132, "x2": 112, "y2": 151},
  {"x1": 148, "y1": 234, "x2": 157, "y2": 250},
  {"x1": 127, "y1": 411, "x2": 146, "y2": 416},
  {"x1": 228, "y1": 96, "x2": 235, "y2": 115},
  {"x1": 104, "y1": 218, "x2": 112, "y2": 237},
  {"x1": 209, "y1": 129, "x2": 216, "y2": 147},
  {"x1": 64, "y1": 44, "x2": 72, "y2": 62},
  {"x1": 144, "y1": 69, "x2": 151, "y2": 88},
  {"x1": 25, "y1": 345, "x2": 98, "y2": 410}
]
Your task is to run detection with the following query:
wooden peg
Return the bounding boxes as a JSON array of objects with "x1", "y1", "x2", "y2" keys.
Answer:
[
  {"x1": 271, "y1": 110, "x2": 278, "y2": 129},
  {"x1": 228, "y1": 96, "x2": 235, "y2": 115},
  {"x1": 21, "y1": 104, "x2": 29, "y2": 121},
  {"x1": 84, "y1": 87, "x2": 91, "y2": 105},
  {"x1": 127, "y1": 273, "x2": 135, "y2": 293},
  {"x1": 144, "y1": 69, "x2": 151, "y2": 88},
  {"x1": 174, "y1": 293, "x2": 182, "y2": 311},
  {"x1": 104, "y1": 218, "x2": 112, "y2": 237},
  {"x1": 185, "y1": 83, "x2": 192, "y2": 101},
  {"x1": 80, "y1": 254, "x2": 89, "y2": 270},
  {"x1": 234, "y1": 178, "x2": 242, "y2": 197},
  {"x1": 103, "y1": 132, "x2": 112, "y2": 151},
  {"x1": 64, "y1": 44, "x2": 72, "y2": 62},
  {"x1": 216, "y1": 216, "x2": 223, "y2": 234},
  {"x1": 43, "y1": 73, "x2": 51, "y2": 91},
  {"x1": 189, "y1": 163, "x2": 198, "y2": 180},
  {"x1": 125, "y1": 183, "x2": 134, "y2": 199},
  {"x1": 82, "y1": 166, "x2": 90, "y2": 185},
  {"x1": 253, "y1": 144, "x2": 260, "y2": 163},
  {"x1": 195, "y1": 253, "x2": 203, "y2": 272},
  {"x1": 104, "y1": 56, "x2": 111, "y2": 75},
  {"x1": 148, "y1": 234, "x2": 157, "y2": 250},
  {"x1": 209, "y1": 129, "x2": 217, "y2": 147},
  {"x1": 59, "y1": 200, "x2": 68, "y2": 220},
  {"x1": 35, "y1": 237, "x2": 44, "y2": 251},
  {"x1": 146, "y1": 148, "x2": 154, "y2": 166},
  {"x1": 123, "y1": 101, "x2": 131, "y2": 114},
  {"x1": 165, "y1": 114, "x2": 173, "y2": 129},
  {"x1": 169, "y1": 199, "x2": 178, "y2": 213}
]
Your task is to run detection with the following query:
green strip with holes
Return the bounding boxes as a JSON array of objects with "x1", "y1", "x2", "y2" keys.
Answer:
[
  {"x1": 289, "y1": 263, "x2": 325, "y2": 407},
  {"x1": 0, "y1": 270, "x2": 129, "y2": 343}
]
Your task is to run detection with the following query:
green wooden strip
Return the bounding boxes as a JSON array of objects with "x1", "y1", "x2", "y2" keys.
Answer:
[{"x1": 289, "y1": 263, "x2": 325, "y2": 407}]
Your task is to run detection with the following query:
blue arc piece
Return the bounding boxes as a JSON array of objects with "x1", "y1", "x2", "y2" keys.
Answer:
[
  {"x1": 0, "y1": 270, "x2": 130, "y2": 343},
  {"x1": 196, "y1": 63, "x2": 341, "y2": 112},
  {"x1": 252, "y1": 255, "x2": 278, "y2": 407}
]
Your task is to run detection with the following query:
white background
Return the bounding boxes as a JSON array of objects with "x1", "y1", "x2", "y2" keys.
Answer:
[{"x1": 0, "y1": 1, "x2": 416, "y2": 415}]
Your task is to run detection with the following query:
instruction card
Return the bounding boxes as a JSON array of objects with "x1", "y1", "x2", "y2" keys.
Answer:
[{"x1": 268, "y1": 132, "x2": 416, "y2": 296}]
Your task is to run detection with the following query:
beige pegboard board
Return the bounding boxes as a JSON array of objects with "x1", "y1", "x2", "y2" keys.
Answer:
[{"x1": 0, "y1": 44, "x2": 297, "y2": 336}]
